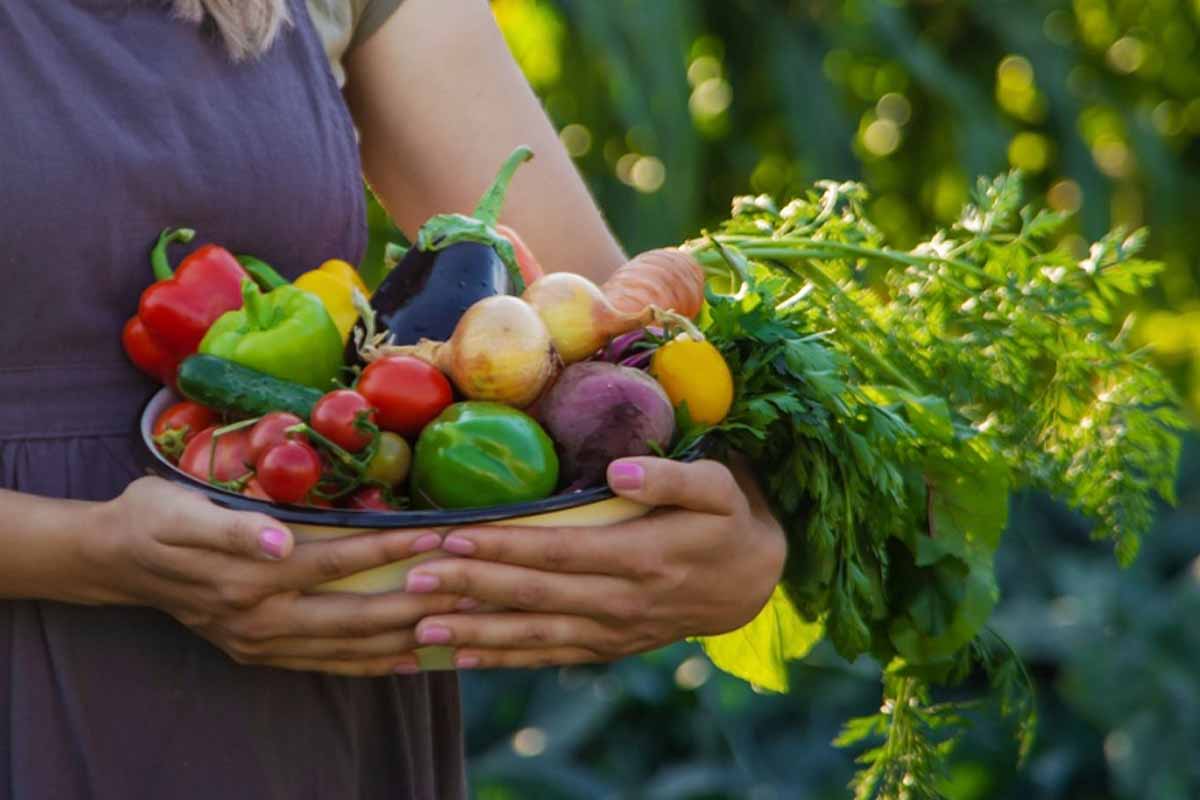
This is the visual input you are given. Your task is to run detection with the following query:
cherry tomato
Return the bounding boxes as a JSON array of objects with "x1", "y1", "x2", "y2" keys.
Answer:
[
  {"x1": 364, "y1": 432, "x2": 412, "y2": 487},
  {"x1": 346, "y1": 486, "x2": 396, "y2": 511},
  {"x1": 255, "y1": 440, "x2": 322, "y2": 505},
  {"x1": 242, "y1": 478, "x2": 273, "y2": 501},
  {"x1": 154, "y1": 401, "x2": 216, "y2": 441},
  {"x1": 179, "y1": 426, "x2": 253, "y2": 484},
  {"x1": 356, "y1": 356, "x2": 453, "y2": 438},
  {"x1": 247, "y1": 411, "x2": 304, "y2": 462},
  {"x1": 152, "y1": 401, "x2": 216, "y2": 462},
  {"x1": 311, "y1": 390, "x2": 376, "y2": 452}
]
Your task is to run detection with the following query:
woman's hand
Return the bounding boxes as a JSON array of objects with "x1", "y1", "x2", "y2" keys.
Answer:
[
  {"x1": 81, "y1": 477, "x2": 464, "y2": 676},
  {"x1": 403, "y1": 458, "x2": 787, "y2": 669}
]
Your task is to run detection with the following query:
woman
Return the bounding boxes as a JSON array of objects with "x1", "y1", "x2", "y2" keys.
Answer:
[{"x1": 0, "y1": 1, "x2": 786, "y2": 797}]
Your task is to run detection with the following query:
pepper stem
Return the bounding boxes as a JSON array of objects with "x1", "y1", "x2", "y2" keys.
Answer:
[
  {"x1": 237, "y1": 254, "x2": 289, "y2": 289},
  {"x1": 150, "y1": 227, "x2": 196, "y2": 281},
  {"x1": 241, "y1": 279, "x2": 270, "y2": 330},
  {"x1": 472, "y1": 146, "x2": 534, "y2": 226}
]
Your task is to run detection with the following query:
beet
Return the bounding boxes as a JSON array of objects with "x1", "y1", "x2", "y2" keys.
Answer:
[{"x1": 537, "y1": 362, "x2": 676, "y2": 487}]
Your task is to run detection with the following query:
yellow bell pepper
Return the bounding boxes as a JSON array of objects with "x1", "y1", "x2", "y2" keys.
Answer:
[{"x1": 293, "y1": 260, "x2": 370, "y2": 343}]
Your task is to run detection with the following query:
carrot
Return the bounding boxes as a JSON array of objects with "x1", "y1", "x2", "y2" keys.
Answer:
[
  {"x1": 601, "y1": 248, "x2": 706, "y2": 320},
  {"x1": 521, "y1": 248, "x2": 707, "y2": 364}
]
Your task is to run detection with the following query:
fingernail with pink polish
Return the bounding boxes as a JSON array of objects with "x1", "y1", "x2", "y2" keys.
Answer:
[
  {"x1": 455, "y1": 655, "x2": 480, "y2": 669},
  {"x1": 417, "y1": 625, "x2": 452, "y2": 645},
  {"x1": 406, "y1": 573, "x2": 439, "y2": 593},
  {"x1": 411, "y1": 533, "x2": 442, "y2": 553},
  {"x1": 609, "y1": 461, "x2": 645, "y2": 491},
  {"x1": 455, "y1": 598, "x2": 480, "y2": 611},
  {"x1": 442, "y1": 536, "x2": 476, "y2": 556},
  {"x1": 393, "y1": 662, "x2": 421, "y2": 675},
  {"x1": 259, "y1": 528, "x2": 290, "y2": 560}
]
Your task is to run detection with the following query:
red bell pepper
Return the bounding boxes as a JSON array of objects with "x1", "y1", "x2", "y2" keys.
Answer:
[{"x1": 121, "y1": 228, "x2": 249, "y2": 385}]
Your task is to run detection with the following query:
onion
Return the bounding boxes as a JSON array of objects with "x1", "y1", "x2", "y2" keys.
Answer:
[
  {"x1": 371, "y1": 295, "x2": 559, "y2": 408},
  {"x1": 522, "y1": 272, "x2": 651, "y2": 364}
]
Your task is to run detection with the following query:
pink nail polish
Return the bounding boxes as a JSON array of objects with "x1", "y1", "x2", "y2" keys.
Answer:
[
  {"x1": 442, "y1": 536, "x2": 476, "y2": 556},
  {"x1": 393, "y1": 662, "x2": 421, "y2": 675},
  {"x1": 418, "y1": 625, "x2": 452, "y2": 645},
  {"x1": 259, "y1": 528, "x2": 289, "y2": 560},
  {"x1": 411, "y1": 533, "x2": 442, "y2": 553},
  {"x1": 455, "y1": 655, "x2": 481, "y2": 669},
  {"x1": 609, "y1": 461, "x2": 645, "y2": 491},
  {"x1": 455, "y1": 598, "x2": 480, "y2": 611},
  {"x1": 406, "y1": 573, "x2": 440, "y2": 593}
]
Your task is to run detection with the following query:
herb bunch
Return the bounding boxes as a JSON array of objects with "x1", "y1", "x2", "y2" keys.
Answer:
[{"x1": 679, "y1": 173, "x2": 1187, "y2": 798}]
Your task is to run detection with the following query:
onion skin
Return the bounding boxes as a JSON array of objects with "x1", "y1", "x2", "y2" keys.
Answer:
[
  {"x1": 522, "y1": 272, "x2": 651, "y2": 364},
  {"x1": 537, "y1": 362, "x2": 676, "y2": 487},
  {"x1": 385, "y1": 296, "x2": 559, "y2": 409}
]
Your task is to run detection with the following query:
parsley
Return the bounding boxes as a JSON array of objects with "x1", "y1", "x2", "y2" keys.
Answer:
[{"x1": 681, "y1": 173, "x2": 1187, "y2": 796}]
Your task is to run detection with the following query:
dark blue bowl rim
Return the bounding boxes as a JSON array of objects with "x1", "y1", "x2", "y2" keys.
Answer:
[{"x1": 138, "y1": 390, "x2": 626, "y2": 529}]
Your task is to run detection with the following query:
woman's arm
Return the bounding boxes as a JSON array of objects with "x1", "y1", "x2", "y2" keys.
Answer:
[
  {"x1": 0, "y1": 480, "x2": 465, "y2": 675},
  {"x1": 0, "y1": 491, "x2": 104, "y2": 604},
  {"x1": 344, "y1": 0, "x2": 627, "y2": 283}
]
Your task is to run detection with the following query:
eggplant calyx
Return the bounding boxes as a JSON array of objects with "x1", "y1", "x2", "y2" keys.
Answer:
[{"x1": 416, "y1": 214, "x2": 525, "y2": 293}]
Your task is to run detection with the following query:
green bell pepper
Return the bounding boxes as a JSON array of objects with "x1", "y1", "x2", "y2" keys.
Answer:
[
  {"x1": 411, "y1": 402, "x2": 559, "y2": 509},
  {"x1": 199, "y1": 279, "x2": 343, "y2": 391}
]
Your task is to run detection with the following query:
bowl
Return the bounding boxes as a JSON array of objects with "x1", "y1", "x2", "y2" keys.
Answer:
[{"x1": 137, "y1": 387, "x2": 651, "y2": 669}]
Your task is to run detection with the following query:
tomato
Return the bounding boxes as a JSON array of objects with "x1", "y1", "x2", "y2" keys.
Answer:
[
  {"x1": 154, "y1": 401, "x2": 216, "y2": 440},
  {"x1": 346, "y1": 486, "x2": 397, "y2": 511},
  {"x1": 179, "y1": 426, "x2": 253, "y2": 484},
  {"x1": 311, "y1": 389, "x2": 376, "y2": 452},
  {"x1": 247, "y1": 411, "x2": 304, "y2": 462},
  {"x1": 152, "y1": 401, "x2": 216, "y2": 462},
  {"x1": 255, "y1": 440, "x2": 322, "y2": 505},
  {"x1": 650, "y1": 338, "x2": 734, "y2": 425},
  {"x1": 364, "y1": 432, "x2": 412, "y2": 487},
  {"x1": 356, "y1": 356, "x2": 453, "y2": 438},
  {"x1": 242, "y1": 478, "x2": 273, "y2": 501}
]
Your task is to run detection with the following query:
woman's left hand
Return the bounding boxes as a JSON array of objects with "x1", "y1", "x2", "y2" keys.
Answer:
[{"x1": 405, "y1": 457, "x2": 788, "y2": 670}]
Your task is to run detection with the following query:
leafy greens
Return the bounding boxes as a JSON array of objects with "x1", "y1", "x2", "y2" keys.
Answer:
[{"x1": 678, "y1": 173, "x2": 1187, "y2": 798}]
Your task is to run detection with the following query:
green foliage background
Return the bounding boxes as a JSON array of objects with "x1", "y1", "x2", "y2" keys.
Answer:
[{"x1": 365, "y1": 1, "x2": 1200, "y2": 797}]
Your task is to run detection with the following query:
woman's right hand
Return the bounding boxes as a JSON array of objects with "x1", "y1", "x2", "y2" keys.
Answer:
[{"x1": 80, "y1": 477, "x2": 461, "y2": 676}]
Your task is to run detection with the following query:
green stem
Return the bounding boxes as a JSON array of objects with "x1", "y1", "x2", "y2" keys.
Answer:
[
  {"x1": 702, "y1": 235, "x2": 993, "y2": 283},
  {"x1": 241, "y1": 279, "x2": 270, "y2": 330},
  {"x1": 778, "y1": 258, "x2": 927, "y2": 395},
  {"x1": 237, "y1": 255, "x2": 289, "y2": 289},
  {"x1": 150, "y1": 227, "x2": 196, "y2": 281},
  {"x1": 473, "y1": 145, "x2": 534, "y2": 226}
]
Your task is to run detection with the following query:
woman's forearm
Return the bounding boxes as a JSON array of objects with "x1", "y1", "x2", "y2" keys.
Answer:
[
  {"x1": 345, "y1": 0, "x2": 627, "y2": 283},
  {"x1": 0, "y1": 489, "x2": 102, "y2": 604}
]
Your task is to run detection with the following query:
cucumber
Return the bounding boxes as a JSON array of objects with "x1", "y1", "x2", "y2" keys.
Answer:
[{"x1": 177, "y1": 355, "x2": 325, "y2": 419}]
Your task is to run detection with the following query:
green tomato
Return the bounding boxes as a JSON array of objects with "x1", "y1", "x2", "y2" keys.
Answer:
[
  {"x1": 411, "y1": 402, "x2": 559, "y2": 509},
  {"x1": 364, "y1": 432, "x2": 412, "y2": 488}
]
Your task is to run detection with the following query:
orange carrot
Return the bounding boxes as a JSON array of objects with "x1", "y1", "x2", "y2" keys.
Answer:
[{"x1": 601, "y1": 248, "x2": 706, "y2": 320}]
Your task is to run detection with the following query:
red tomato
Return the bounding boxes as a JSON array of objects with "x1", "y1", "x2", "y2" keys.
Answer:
[
  {"x1": 242, "y1": 478, "x2": 273, "y2": 501},
  {"x1": 247, "y1": 411, "x2": 304, "y2": 462},
  {"x1": 311, "y1": 390, "x2": 376, "y2": 452},
  {"x1": 255, "y1": 440, "x2": 322, "y2": 505},
  {"x1": 496, "y1": 224, "x2": 545, "y2": 286},
  {"x1": 153, "y1": 401, "x2": 217, "y2": 462},
  {"x1": 179, "y1": 426, "x2": 253, "y2": 484},
  {"x1": 346, "y1": 486, "x2": 395, "y2": 511},
  {"x1": 356, "y1": 356, "x2": 453, "y2": 438}
]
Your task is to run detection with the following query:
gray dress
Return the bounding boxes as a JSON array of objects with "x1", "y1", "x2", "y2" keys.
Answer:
[{"x1": 0, "y1": 2, "x2": 465, "y2": 797}]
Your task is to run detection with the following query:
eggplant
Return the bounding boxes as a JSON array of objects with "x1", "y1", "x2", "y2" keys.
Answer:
[{"x1": 348, "y1": 146, "x2": 533, "y2": 361}]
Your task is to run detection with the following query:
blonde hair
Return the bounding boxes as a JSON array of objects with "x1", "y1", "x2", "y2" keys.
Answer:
[{"x1": 171, "y1": 0, "x2": 293, "y2": 61}]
